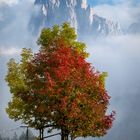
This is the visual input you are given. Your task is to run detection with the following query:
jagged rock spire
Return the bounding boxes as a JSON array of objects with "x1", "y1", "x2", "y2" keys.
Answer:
[{"x1": 30, "y1": 0, "x2": 122, "y2": 38}]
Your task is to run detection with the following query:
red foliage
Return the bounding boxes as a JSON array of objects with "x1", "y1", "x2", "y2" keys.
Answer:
[{"x1": 26, "y1": 45, "x2": 115, "y2": 137}]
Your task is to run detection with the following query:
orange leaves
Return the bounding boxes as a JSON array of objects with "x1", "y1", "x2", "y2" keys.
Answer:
[
  {"x1": 102, "y1": 111, "x2": 116, "y2": 130},
  {"x1": 45, "y1": 72, "x2": 56, "y2": 88},
  {"x1": 36, "y1": 103, "x2": 47, "y2": 113},
  {"x1": 60, "y1": 96, "x2": 68, "y2": 111}
]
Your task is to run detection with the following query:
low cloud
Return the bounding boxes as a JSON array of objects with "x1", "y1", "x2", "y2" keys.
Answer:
[
  {"x1": 0, "y1": 47, "x2": 21, "y2": 56},
  {"x1": 0, "y1": 0, "x2": 37, "y2": 49},
  {"x1": 0, "y1": 0, "x2": 37, "y2": 134},
  {"x1": 81, "y1": 34, "x2": 140, "y2": 140},
  {"x1": 0, "y1": 0, "x2": 34, "y2": 6},
  {"x1": 94, "y1": 3, "x2": 140, "y2": 30},
  {"x1": 0, "y1": 0, "x2": 19, "y2": 6},
  {"x1": 0, "y1": 1, "x2": 140, "y2": 139}
]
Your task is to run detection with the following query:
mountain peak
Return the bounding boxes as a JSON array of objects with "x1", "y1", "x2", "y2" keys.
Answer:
[
  {"x1": 81, "y1": 0, "x2": 87, "y2": 9},
  {"x1": 30, "y1": 0, "x2": 122, "y2": 38}
]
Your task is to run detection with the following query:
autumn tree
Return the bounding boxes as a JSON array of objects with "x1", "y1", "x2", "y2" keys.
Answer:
[{"x1": 6, "y1": 23, "x2": 115, "y2": 140}]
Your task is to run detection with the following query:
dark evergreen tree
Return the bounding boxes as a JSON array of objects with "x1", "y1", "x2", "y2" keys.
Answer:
[
  {"x1": 11, "y1": 132, "x2": 18, "y2": 140},
  {"x1": 0, "y1": 134, "x2": 2, "y2": 140},
  {"x1": 28, "y1": 129, "x2": 35, "y2": 140},
  {"x1": 19, "y1": 131, "x2": 26, "y2": 140}
]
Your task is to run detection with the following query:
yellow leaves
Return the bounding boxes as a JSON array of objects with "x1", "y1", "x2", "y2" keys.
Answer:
[
  {"x1": 20, "y1": 48, "x2": 33, "y2": 63},
  {"x1": 99, "y1": 72, "x2": 108, "y2": 87},
  {"x1": 37, "y1": 22, "x2": 88, "y2": 58},
  {"x1": 5, "y1": 58, "x2": 28, "y2": 95},
  {"x1": 6, "y1": 97, "x2": 24, "y2": 121}
]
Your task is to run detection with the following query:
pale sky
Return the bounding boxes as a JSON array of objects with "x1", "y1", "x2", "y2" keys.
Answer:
[{"x1": 0, "y1": 0, "x2": 140, "y2": 139}]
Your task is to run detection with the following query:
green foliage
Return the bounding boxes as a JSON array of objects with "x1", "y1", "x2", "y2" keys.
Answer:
[
  {"x1": 6, "y1": 97, "x2": 24, "y2": 121},
  {"x1": 5, "y1": 48, "x2": 33, "y2": 96},
  {"x1": 38, "y1": 23, "x2": 88, "y2": 57},
  {"x1": 99, "y1": 72, "x2": 108, "y2": 87}
]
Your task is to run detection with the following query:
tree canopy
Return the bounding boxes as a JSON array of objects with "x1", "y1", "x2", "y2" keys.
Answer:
[{"x1": 5, "y1": 23, "x2": 115, "y2": 140}]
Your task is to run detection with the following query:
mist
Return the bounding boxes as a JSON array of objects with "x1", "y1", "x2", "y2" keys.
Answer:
[
  {"x1": 81, "y1": 35, "x2": 140, "y2": 140},
  {"x1": 0, "y1": 0, "x2": 37, "y2": 136},
  {"x1": 0, "y1": 0, "x2": 140, "y2": 139},
  {"x1": 0, "y1": 0, "x2": 37, "y2": 52}
]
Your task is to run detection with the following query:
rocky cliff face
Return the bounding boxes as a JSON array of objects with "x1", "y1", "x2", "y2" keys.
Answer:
[
  {"x1": 128, "y1": 21, "x2": 140, "y2": 34},
  {"x1": 29, "y1": 0, "x2": 122, "y2": 38}
]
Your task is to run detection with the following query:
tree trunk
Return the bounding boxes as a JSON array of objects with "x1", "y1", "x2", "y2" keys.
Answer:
[
  {"x1": 39, "y1": 129, "x2": 41, "y2": 140},
  {"x1": 41, "y1": 129, "x2": 44, "y2": 140},
  {"x1": 71, "y1": 136, "x2": 75, "y2": 140},
  {"x1": 61, "y1": 128, "x2": 69, "y2": 140},
  {"x1": 61, "y1": 133, "x2": 68, "y2": 140},
  {"x1": 39, "y1": 128, "x2": 44, "y2": 140}
]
